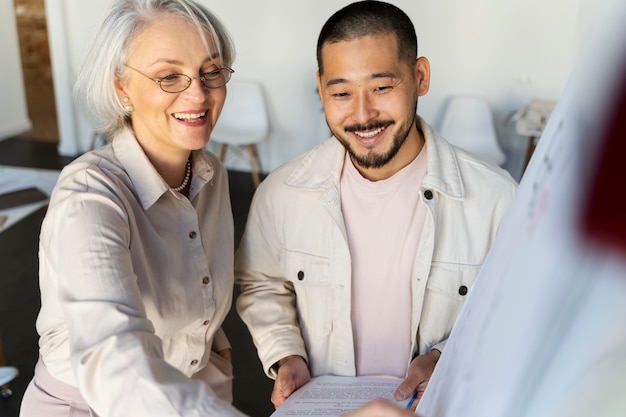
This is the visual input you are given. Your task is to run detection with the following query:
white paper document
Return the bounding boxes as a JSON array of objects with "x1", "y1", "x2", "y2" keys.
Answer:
[
  {"x1": 0, "y1": 165, "x2": 60, "y2": 233},
  {"x1": 270, "y1": 375, "x2": 412, "y2": 417}
]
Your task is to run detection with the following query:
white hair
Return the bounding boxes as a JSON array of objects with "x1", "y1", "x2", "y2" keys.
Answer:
[{"x1": 73, "y1": 0, "x2": 235, "y2": 140}]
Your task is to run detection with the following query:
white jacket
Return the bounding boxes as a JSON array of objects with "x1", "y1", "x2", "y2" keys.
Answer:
[{"x1": 235, "y1": 117, "x2": 517, "y2": 378}]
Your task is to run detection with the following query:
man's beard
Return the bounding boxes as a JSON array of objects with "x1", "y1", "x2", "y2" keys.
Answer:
[{"x1": 332, "y1": 114, "x2": 416, "y2": 169}]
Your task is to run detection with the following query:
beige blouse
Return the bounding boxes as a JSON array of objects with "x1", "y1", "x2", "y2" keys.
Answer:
[{"x1": 35, "y1": 129, "x2": 244, "y2": 416}]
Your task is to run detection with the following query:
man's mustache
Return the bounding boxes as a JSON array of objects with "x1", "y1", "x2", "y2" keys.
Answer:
[{"x1": 344, "y1": 120, "x2": 394, "y2": 133}]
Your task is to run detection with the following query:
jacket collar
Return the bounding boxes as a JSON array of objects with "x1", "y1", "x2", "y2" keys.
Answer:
[
  {"x1": 285, "y1": 116, "x2": 465, "y2": 200},
  {"x1": 419, "y1": 116, "x2": 465, "y2": 200},
  {"x1": 284, "y1": 136, "x2": 345, "y2": 190}
]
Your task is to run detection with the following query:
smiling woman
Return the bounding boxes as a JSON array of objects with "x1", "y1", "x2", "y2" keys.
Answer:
[
  {"x1": 17, "y1": 1, "x2": 248, "y2": 417},
  {"x1": 112, "y1": 12, "x2": 231, "y2": 183}
]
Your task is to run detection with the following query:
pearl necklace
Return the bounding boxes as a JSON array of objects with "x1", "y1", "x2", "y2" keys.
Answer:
[{"x1": 171, "y1": 158, "x2": 191, "y2": 192}]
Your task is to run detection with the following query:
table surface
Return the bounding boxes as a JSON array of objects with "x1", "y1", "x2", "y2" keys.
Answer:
[{"x1": 0, "y1": 165, "x2": 60, "y2": 233}]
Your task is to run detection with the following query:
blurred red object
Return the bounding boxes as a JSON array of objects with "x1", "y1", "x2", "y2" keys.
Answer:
[{"x1": 582, "y1": 56, "x2": 626, "y2": 255}]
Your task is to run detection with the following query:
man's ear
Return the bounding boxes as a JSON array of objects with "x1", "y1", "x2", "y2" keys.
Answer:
[
  {"x1": 415, "y1": 57, "x2": 430, "y2": 96},
  {"x1": 315, "y1": 71, "x2": 324, "y2": 104}
]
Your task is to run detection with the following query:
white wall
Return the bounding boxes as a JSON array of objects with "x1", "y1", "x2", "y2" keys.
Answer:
[
  {"x1": 46, "y1": 0, "x2": 584, "y2": 180},
  {"x1": 0, "y1": 1, "x2": 32, "y2": 140}
]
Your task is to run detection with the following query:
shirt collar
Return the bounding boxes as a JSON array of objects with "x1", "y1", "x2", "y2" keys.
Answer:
[{"x1": 112, "y1": 128, "x2": 216, "y2": 210}]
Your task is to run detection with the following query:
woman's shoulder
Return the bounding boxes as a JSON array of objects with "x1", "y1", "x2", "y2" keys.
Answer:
[{"x1": 57, "y1": 145, "x2": 125, "y2": 190}]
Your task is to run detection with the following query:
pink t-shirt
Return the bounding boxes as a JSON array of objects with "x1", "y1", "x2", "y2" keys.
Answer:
[{"x1": 341, "y1": 149, "x2": 428, "y2": 377}]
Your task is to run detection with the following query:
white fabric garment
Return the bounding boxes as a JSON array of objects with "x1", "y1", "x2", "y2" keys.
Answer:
[
  {"x1": 32, "y1": 128, "x2": 245, "y2": 417},
  {"x1": 235, "y1": 116, "x2": 518, "y2": 378},
  {"x1": 341, "y1": 149, "x2": 428, "y2": 377}
]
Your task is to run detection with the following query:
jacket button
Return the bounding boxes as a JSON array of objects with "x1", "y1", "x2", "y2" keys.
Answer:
[
  {"x1": 424, "y1": 189, "x2": 434, "y2": 200},
  {"x1": 202, "y1": 276, "x2": 210, "y2": 284},
  {"x1": 190, "y1": 359, "x2": 198, "y2": 366},
  {"x1": 297, "y1": 271, "x2": 305, "y2": 280},
  {"x1": 458, "y1": 285, "x2": 468, "y2": 296},
  {"x1": 189, "y1": 231, "x2": 197, "y2": 239}
]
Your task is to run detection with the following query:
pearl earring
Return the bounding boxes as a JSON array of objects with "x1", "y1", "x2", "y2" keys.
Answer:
[{"x1": 122, "y1": 97, "x2": 133, "y2": 112}]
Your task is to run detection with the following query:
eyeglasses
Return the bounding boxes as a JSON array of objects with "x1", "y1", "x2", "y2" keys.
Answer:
[{"x1": 124, "y1": 64, "x2": 234, "y2": 93}]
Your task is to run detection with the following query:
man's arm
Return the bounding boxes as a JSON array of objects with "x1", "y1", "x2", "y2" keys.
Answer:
[{"x1": 234, "y1": 186, "x2": 309, "y2": 377}]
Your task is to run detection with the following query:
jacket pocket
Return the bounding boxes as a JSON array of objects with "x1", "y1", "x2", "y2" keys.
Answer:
[
  {"x1": 419, "y1": 262, "x2": 480, "y2": 351},
  {"x1": 283, "y1": 250, "x2": 332, "y2": 341}
]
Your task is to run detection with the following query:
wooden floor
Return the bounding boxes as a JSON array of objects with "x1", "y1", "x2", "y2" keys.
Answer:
[{"x1": 0, "y1": 138, "x2": 273, "y2": 417}]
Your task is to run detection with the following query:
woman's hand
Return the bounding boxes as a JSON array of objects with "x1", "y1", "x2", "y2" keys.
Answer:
[{"x1": 215, "y1": 348, "x2": 232, "y2": 363}]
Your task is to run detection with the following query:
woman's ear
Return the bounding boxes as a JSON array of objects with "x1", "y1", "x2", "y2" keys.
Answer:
[
  {"x1": 114, "y1": 77, "x2": 133, "y2": 111},
  {"x1": 114, "y1": 77, "x2": 128, "y2": 103}
]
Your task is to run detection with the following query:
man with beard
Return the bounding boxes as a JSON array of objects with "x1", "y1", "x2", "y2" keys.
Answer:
[{"x1": 235, "y1": 0, "x2": 517, "y2": 411}]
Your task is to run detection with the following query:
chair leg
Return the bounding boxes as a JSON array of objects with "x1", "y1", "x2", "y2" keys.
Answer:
[
  {"x1": 251, "y1": 145, "x2": 263, "y2": 174},
  {"x1": 218, "y1": 143, "x2": 228, "y2": 161},
  {"x1": 246, "y1": 145, "x2": 262, "y2": 188}
]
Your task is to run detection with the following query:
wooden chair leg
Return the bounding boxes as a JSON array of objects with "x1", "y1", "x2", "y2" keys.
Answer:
[
  {"x1": 251, "y1": 145, "x2": 263, "y2": 174},
  {"x1": 218, "y1": 143, "x2": 228, "y2": 161},
  {"x1": 246, "y1": 145, "x2": 262, "y2": 188}
]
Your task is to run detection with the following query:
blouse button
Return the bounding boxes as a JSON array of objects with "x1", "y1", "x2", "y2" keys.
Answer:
[
  {"x1": 458, "y1": 285, "x2": 468, "y2": 296},
  {"x1": 423, "y1": 189, "x2": 434, "y2": 200},
  {"x1": 297, "y1": 270, "x2": 305, "y2": 281},
  {"x1": 202, "y1": 320, "x2": 210, "y2": 326},
  {"x1": 202, "y1": 276, "x2": 210, "y2": 285},
  {"x1": 189, "y1": 231, "x2": 198, "y2": 239},
  {"x1": 190, "y1": 359, "x2": 198, "y2": 366}
]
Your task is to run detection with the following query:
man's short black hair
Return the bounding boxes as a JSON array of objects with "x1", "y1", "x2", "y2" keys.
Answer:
[{"x1": 317, "y1": 0, "x2": 418, "y2": 74}]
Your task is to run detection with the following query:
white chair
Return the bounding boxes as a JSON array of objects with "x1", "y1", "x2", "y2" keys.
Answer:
[
  {"x1": 0, "y1": 366, "x2": 18, "y2": 398},
  {"x1": 0, "y1": 338, "x2": 18, "y2": 398},
  {"x1": 439, "y1": 96, "x2": 507, "y2": 166},
  {"x1": 210, "y1": 79, "x2": 270, "y2": 188}
]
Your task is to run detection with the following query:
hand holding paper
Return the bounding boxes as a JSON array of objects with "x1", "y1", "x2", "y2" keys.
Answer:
[
  {"x1": 271, "y1": 355, "x2": 311, "y2": 408},
  {"x1": 393, "y1": 349, "x2": 440, "y2": 408},
  {"x1": 270, "y1": 375, "x2": 413, "y2": 417}
]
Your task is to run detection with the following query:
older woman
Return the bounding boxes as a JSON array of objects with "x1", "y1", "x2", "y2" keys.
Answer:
[{"x1": 19, "y1": 0, "x2": 246, "y2": 416}]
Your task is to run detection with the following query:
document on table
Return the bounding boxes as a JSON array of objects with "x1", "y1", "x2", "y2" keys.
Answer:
[
  {"x1": 0, "y1": 165, "x2": 60, "y2": 233},
  {"x1": 270, "y1": 375, "x2": 412, "y2": 416}
]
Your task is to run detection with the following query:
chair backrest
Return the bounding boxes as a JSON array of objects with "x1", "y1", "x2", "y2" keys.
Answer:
[
  {"x1": 0, "y1": 366, "x2": 19, "y2": 386},
  {"x1": 439, "y1": 96, "x2": 507, "y2": 166},
  {"x1": 210, "y1": 79, "x2": 270, "y2": 146}
]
